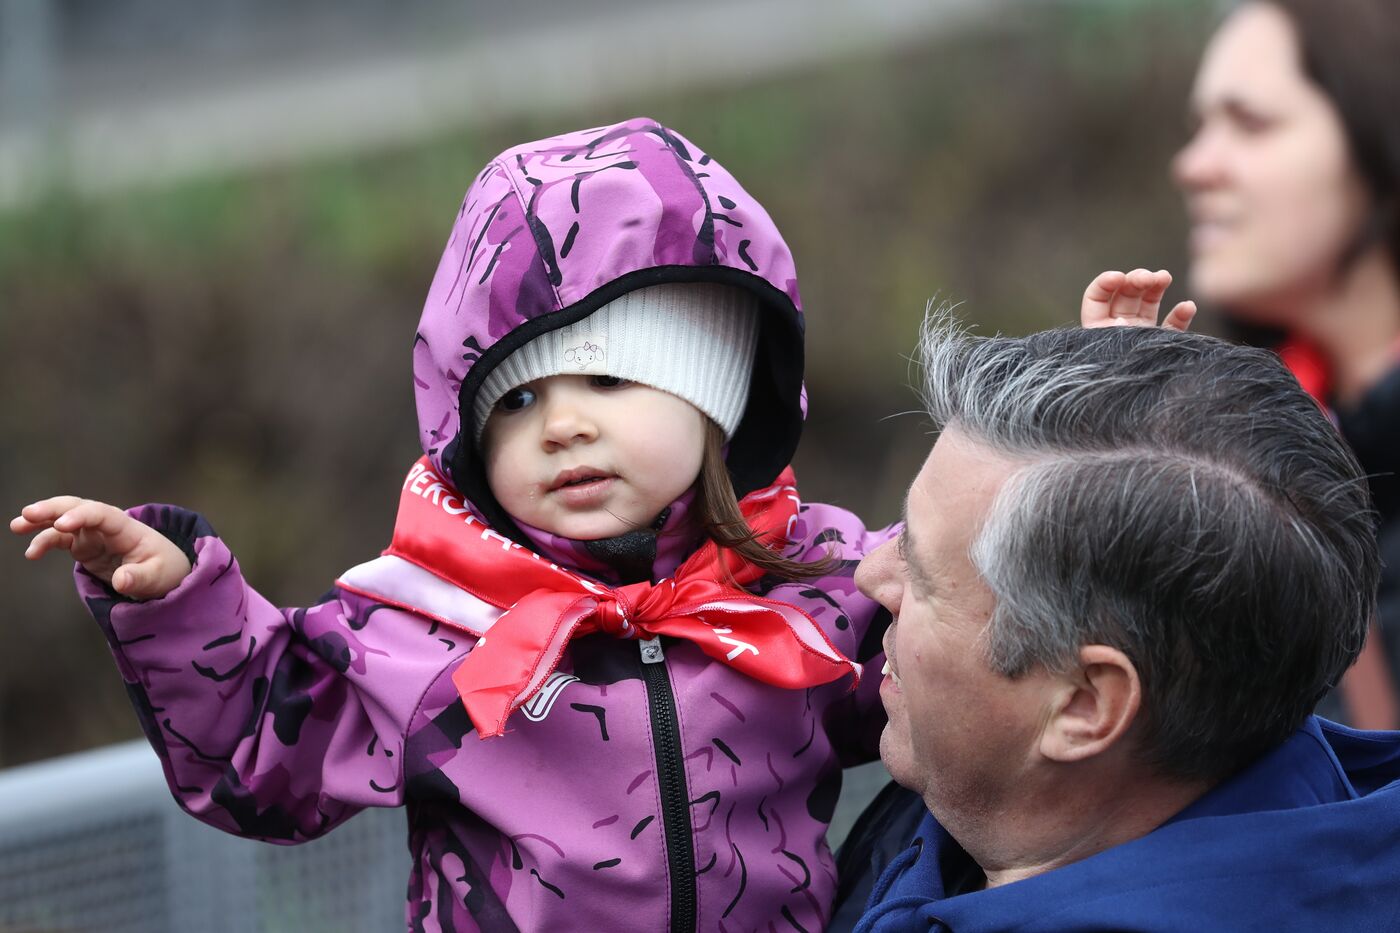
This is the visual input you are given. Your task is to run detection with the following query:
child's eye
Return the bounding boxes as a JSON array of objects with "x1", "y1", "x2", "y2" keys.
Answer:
[
  {"x1": 497, "y1": 386, "x2": 537, "y2": 412},
  {"x1": 591, "y1": 376, "x2": 631, "y2": 389}
]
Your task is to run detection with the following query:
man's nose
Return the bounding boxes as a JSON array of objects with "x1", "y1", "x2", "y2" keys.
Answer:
[{"x1": 855, "y1": 536, "x2": 900, "y2": 612}]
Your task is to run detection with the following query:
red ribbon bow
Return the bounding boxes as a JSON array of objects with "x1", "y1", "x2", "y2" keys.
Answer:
[{"x1": 379, "y1": 458, "x2": 859, "y2": 737}]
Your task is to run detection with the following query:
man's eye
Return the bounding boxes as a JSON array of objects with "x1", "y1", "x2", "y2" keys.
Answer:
[
  {"x1": 497, "y1": 386, "x2": 536, "y2": 412},
  {"x1": 592, "y1": 376, "x2": 631, "y2": 389}
]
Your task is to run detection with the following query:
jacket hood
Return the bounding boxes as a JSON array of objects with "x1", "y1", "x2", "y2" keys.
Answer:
[{"x1": 412, "y1": 117, "x2": 807, "y2": 539}]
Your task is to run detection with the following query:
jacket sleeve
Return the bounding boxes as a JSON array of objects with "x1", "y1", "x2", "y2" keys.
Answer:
[
  {"x1": 75, "y1": 505, "x2": 411, "y2": 844},
  {"x1": 773, "y1": 501, "x2": 900, "y2": 767}
]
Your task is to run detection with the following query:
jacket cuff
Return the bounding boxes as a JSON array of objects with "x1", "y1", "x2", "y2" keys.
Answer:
[{"x1": 74, "y1": 504, "x2": 216, "y2": 603}]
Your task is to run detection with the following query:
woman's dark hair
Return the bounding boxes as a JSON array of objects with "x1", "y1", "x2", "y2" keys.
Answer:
[
  {"x1": 693, "y1": 420, "x2": 835, "y2": 581},
  {"x1": 1268, "y1": 0, "x2": 1400, "y2": 271}
]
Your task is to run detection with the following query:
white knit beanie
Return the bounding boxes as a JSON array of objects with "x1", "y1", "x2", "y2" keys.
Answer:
[{"x1": 474, "y1": 283, "x2": 761, "y2": 443}]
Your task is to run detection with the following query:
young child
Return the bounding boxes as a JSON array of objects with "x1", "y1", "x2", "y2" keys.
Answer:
[
  {"x1": 12, "y1": 115, "x2": 1194, "y2": 929},
  {"x1": 12, "y1": 118, "x2": 897, "y2": 933}
]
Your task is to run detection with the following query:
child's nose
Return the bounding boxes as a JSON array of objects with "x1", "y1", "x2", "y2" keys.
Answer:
[{"x1": 541, "y1": 397, "x2": 598, "y2": 449}]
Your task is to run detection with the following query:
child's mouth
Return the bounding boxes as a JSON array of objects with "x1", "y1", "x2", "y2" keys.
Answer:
[
  {"x1": 548, "y1": 468, "x2": 616, "y2": 504},
  {"x1": 550, "y1": 467, "x2": 612, "y2": 490}
]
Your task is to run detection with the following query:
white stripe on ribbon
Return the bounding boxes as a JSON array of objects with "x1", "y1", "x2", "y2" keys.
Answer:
[
  {"x1": 692, "y1": 597, "x2": 855, "y2": 667},
  {"x1": 337, "y1": 555, "x2": 502, "y2": 636}
]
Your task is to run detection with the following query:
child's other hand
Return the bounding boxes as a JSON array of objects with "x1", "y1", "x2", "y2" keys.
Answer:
[
  {"x1": 10, "y1": 497, "x2": 192, "y2": 599},
  {"x1": 1082, "y1": 268, "x2": 1197, "y2": 331}
]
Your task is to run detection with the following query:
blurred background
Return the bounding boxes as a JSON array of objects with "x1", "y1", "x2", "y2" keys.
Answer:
[
  {"x1": 0, "y1": 0, "x2": 1216, "y2": 769},
  {"x1": 0, "y1": 0, "x2": 1220, "y2": 925}
]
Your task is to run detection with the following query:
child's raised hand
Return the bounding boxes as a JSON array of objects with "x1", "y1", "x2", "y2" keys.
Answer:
[
  {"x1": 10, "y1": 497, "x2": 192, "y2": 599},
  {"x1": 1082, "y1": 268, "x2": 1197, "y2": 331}
]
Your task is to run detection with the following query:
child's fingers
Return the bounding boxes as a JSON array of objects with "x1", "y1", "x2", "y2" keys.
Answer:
[
  {"x1": 112, "y1": 552, "x2": 190, "y2": 600},
  {"x1": 9, "y1": 514, "x2": 42, "y2": 534},
  {"x1": 1138, "y1": 269, "x2": 1173, "y2": 307},
  {"x1": 1162, "y1": 300, "x2": 1198, "y2": 332},
  {"x1": 1109, "y1": 268, "x2": 1151, "y2": 320},
  {"x1": 50, "y1": 500, "x2": 146, "y2": 556},
  {"x1": 112, "y1": 562, "x2": 154, "y2": 598},
  {"x1": 22, "y1": 526, "x2": 77, "y2": 560},
  {"x1": 11, "y1": 495, "x2": 89, "y2": 534},
  {"x1": 1082, "y1": 270, "x2": 1127, "y2": 307},
  {"x1": 17, "y1": 499, "x2": 147, "y2": 573},
  {"x1": 1082, "y1": 267, "x2": 1187, "y2": 329},
  {"x1": 1121, "y1": 267, "x2": 1169, "y2": 299},
  {"x1": 69, "y1": 527, "x2": 119, "y2": 566},
  {"x1": 50, "y1": 499, "x2": 121, "y2": 534}
]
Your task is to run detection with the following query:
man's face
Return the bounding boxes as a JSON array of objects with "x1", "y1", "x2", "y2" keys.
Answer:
[{"x1": 855, "y1": 427, "x2": 1056, "y2": 824}]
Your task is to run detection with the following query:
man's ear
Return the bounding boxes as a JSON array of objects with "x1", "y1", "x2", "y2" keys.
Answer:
[{"x1": 1039, "y1": 645, "x2": 1141, "y2": 764}]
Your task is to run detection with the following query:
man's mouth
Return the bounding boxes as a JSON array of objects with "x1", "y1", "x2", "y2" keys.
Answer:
[{"x1": 881, "y1": 657, "x2": 901, "y2": 686}]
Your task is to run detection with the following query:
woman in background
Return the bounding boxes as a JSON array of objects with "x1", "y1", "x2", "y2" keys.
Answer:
[{"x1": 1173, "y1": 0, "x2": 1400, "y2": 728}]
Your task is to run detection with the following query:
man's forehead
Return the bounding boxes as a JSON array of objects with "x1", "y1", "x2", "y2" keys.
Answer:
[{"x1": 904, "y1": 428, "x2": 1021, "y2": 550}]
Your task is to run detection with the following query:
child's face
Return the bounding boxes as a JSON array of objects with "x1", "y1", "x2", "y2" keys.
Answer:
[{"x1": 482, "y1": 374, "x2": 707, "y2": 540}]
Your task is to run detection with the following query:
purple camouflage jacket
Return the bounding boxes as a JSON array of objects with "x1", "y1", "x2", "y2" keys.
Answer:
[{"x1": 77, "y1": 118, "x2": 896, "y2": 932}]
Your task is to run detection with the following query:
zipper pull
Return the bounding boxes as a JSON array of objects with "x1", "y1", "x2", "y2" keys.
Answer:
[{"x1": 639, "y1": 636, "x2": 665, "y2": 664}]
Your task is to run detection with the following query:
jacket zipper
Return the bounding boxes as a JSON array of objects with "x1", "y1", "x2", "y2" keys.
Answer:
[{"x1": 639, "y1": 636, "x2": 696, "y2": 932}]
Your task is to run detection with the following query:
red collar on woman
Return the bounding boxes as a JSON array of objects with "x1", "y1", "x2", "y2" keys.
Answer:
[
  {"x1": 1277, "y1": 333, "x2": 1400, "y2": 405},
  {"x1": 1277, "y1": 337, "x2": 1331, "y2": 403}
]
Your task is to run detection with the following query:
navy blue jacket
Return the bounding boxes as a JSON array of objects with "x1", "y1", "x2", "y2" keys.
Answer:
[{"x1": 855, "y1": 717, "x2": 1400, "y2": 931}]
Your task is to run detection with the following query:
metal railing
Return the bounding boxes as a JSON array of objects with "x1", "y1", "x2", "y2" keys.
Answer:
[{"x1": 0, "y1": 740, "x2": 406, "y2": 933}]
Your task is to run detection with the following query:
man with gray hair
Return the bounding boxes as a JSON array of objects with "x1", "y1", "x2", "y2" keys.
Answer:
[{"x1": 846, "y1": 322, "x2": 1400, "y2": 930}]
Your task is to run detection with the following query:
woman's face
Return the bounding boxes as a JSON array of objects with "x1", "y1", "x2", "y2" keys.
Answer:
[{"x1": 1172, "y1": 3, "x2": 1371, "y2": 322}]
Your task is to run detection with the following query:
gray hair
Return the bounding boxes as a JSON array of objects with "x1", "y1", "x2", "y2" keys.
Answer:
[{"x1": 918, "y1": 315, "x2": 1378, "y2": 781}]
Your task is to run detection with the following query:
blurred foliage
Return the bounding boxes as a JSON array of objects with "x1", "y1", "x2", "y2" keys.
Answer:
[{"x1": 0, "y1": 0, "x2": 1216, "y2": 765}]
